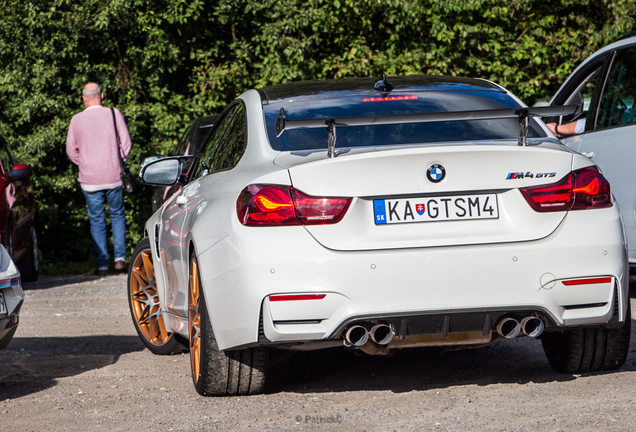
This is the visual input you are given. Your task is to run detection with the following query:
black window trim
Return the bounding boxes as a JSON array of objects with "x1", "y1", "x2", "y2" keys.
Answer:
[
  {"x1": 186, "y1": 100, "x2": 247, "y2": 181},
  {"x1": 589, "y1": 50, "x2": 616, "y2": 131}
]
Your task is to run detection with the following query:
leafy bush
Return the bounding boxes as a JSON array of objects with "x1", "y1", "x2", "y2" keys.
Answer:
[{"x1": 0, "y1": 0, "x2": 633, "y2": 273}]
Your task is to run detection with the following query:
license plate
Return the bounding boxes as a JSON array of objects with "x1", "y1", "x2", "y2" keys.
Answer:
[
  {"x1": 374, "y1": 194, "x2": 499, "y2": 225},
  {"x1": 0, "y1": 292, "x2": 6, "y2": 315}
]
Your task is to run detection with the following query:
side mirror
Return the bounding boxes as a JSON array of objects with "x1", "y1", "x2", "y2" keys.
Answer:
[
  {"x1": 8, "y1": 164, "x2": 32, "y2": 182},
  {"x1": 139, "y1": 156, "x2": 191, "y2": 186}
]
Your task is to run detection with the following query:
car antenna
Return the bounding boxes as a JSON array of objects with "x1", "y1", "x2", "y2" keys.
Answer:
[{"x1": 374, "y1": 74, "x2": 394, "y2": 93}]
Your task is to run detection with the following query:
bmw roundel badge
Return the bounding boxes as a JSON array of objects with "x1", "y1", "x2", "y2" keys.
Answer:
[{"x1": 427, "y1": 164, "x2": 446, "y2": 183}]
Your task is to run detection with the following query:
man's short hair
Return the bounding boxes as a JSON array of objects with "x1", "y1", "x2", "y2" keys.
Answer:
[{"x1": 82, "y1": 84, "x2": 102, "y2": 98}]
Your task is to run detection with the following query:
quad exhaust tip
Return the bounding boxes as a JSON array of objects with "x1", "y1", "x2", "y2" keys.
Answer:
[
  {"x1": 496, "y1": 316, "x2": 545, "y2": 339},
  {"x1": 344, "y1": 323, "x2": 394, "y2": 349},
  {"x1": 345, "y1": 325, "x2": 369, "y2": 347},
  {"x1": 370, "y1": 324, "x2": 394, "y2": 346},
  {"x1": 521, "y1": 316, "x2": 544, "y2": 338},
  {"x1": 496, "y1": 317, "x2": 521, "y2": 339},
  {"x1": 345, "y1": 316, "x2": 543, "y2": 348}
]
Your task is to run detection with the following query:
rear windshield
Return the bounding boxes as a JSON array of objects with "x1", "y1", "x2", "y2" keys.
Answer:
[{"x1": 263, "y1": 90, "x2": 546, "y2": 151}]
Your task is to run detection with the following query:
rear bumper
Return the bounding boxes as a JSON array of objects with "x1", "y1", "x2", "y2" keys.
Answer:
[
  {"x1": 0, "y1": 299, "x2": 22, "y2": 350},
  {"x1": 198, "y1": 206, "x2": 628, "y2": 350}
]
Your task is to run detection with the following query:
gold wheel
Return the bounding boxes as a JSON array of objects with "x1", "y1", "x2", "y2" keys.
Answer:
[
  {"x1": 189, "y1": 256, "x2": 202, "y2": 381},
  {"x1": 129, "y1": 247, "x2": 171, "y2": 346}
]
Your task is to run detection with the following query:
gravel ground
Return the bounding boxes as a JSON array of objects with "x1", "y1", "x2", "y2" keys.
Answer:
[{"x1": 1, "y1": 274, "x2": 636, "y2": 431}]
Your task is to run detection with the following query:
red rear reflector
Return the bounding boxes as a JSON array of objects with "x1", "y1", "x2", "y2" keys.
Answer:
[
  {"x1": 269, "y1": 294, "x2": 327, "y2": 302},
  {"x1": 562, "y1": 277, "x2": 612, "y2": 286},
  {"x1": 237, "y1": 184, "x2": 352, "y2": 226},
  {"x1": 520, "y1": 166, "x2": 612, "y2": 212}
]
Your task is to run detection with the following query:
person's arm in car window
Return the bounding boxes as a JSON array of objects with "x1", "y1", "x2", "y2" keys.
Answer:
[{"x1": 546, "y1": 118, "x2": 586, "y2": 137}]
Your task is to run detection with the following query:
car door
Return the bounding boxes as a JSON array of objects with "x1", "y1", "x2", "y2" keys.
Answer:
[
  {"x1": 552, "y1": 45, "x2": 636, "y2": 263},
  {"x1": 159, "y1": 105, "x2": 240, "y2": 316},
  {"x1": 0, "y1": 137, "x2": 33, "y2": 262}
]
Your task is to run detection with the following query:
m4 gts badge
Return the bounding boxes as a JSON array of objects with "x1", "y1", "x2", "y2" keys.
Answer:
[{"x1": 506, "y1": 171, "x2": 556, "y2": 180}]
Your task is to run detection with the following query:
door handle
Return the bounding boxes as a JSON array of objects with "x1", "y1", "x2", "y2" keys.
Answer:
[
  {"x1": 582, "y1": 151, "x2": 595, "y2": 159},
  {"x1": 176, "y1": 196, "x2": 187, "y2": 208}
]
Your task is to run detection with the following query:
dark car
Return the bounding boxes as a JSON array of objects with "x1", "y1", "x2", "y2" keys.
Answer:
[
  {"x1": 149, "y1": 116, "x2": 217, "y2": 212},
  {"x1": 0, "y1": 134, "x2": 38, "y2": 282}
]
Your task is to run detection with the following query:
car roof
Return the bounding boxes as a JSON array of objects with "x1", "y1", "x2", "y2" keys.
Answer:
[{"x1": 257, "y1": 75, "x2": 505, "y2": 104}]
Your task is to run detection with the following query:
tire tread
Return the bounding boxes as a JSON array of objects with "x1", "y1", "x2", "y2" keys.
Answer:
[
  {"x1": 193, "y1": 288, "x2": 268, "y2": 396},
  {"x1": 542, "y1": 303, "x2": 631, "y2": 374}
]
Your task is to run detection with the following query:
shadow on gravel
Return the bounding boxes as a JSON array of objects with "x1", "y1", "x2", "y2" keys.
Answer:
[
  {"x1": 0, "y1": 335, "x2": 144, "y2": 401},
  {"x1": 22, "y1": 274, "x2": 125, "y2": 291},
  {"x1": 266, "y1": 317, "x2": 636, "y2": 396}
]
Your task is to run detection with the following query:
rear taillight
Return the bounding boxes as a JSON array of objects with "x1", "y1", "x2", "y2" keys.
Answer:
[
  {"x1": 291, "y1": 189, "x2": 351, "y2": 225},
  {"x1": 237, "y1": 184, "x2": 352, "y2": 226},
  {"x1": 237, "y1": 184, "x2": 297, "y2": 226},
  {"x1": 520, "y1": 167, "x2": 612, "y2": 212},
  {"x1": 570, "y1": 167, "x2": 612, "y2": 210}
]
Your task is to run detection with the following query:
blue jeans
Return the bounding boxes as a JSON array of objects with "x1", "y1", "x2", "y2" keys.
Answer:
[{"x1": 82, "y1": 187, "x2": 126, "y2": 270}]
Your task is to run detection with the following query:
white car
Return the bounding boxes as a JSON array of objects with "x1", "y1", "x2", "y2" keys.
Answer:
[
  {"x1": 129, "y1": 75, "x2": 630, "y2": 396},
  {"x1": 546, "y1": 34, "x2": 636, "y2": 267},
  {"x1": 0, "y1": 244, "x2": 24, "y2": 350}
]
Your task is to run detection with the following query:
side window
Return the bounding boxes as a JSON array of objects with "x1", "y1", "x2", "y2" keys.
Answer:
[
  {"x1": 193, "y1": 105, "x2": 239, "y2": 178},
  {"x1": 596, "y1": 47, "x2": 636, "y2": 130},
  {"x1": 209, "y1": 104, "x2": 246, "y2": 172}
]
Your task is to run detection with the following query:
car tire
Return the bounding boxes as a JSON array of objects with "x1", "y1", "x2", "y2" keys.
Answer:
[
  {"x1": 19, "y1": 227, "x2": 39, "y2": 282},
  {"x1": 188, "y1": 254, "x2": 267, "y2": 396},
  {"x1": 128, "y1": 238, "x2": 188, "y2": 355},
  {"x1": 541, "y1": 302, "x2": 631, "y2": 373}
]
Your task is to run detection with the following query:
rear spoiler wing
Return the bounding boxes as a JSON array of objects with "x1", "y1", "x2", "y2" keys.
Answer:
[{"x1": 275, "y1": 105, "x2": 576, "y2": 158}]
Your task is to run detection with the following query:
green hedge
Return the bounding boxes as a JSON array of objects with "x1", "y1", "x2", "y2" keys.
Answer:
[{"x1": 0, "y1": 0, "x2": 634, "y2": 273}]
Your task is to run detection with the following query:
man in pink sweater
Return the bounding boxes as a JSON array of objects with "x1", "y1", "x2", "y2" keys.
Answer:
[{"x1": 66, "y1": 83, "x2": 132, "y2": 276}]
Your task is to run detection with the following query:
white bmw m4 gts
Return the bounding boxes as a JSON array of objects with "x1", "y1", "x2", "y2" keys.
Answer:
[{"x1": 129, "y1": 75, "x2": 630, "y2": 396}]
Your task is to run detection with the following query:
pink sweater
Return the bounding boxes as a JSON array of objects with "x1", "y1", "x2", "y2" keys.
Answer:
[{"x1": 66, "y1": 105, "x2": 132, "y2": 191}]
